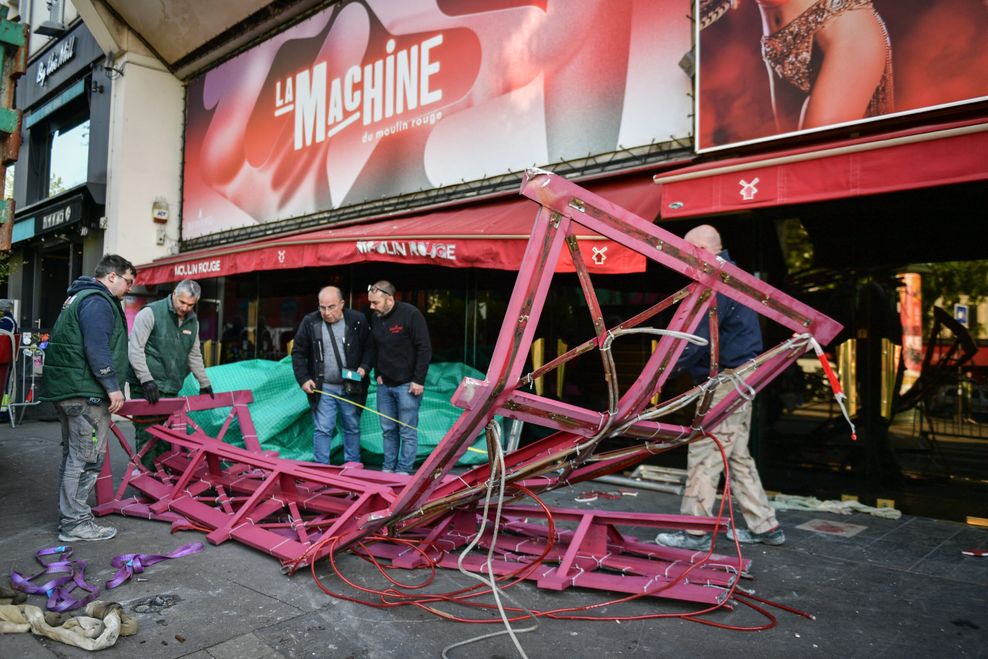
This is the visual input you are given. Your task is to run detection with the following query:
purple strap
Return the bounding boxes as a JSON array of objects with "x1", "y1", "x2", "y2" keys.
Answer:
[
  {"x1": 10, "y1": 542, "x2": 205, "y2": 611},
  {"x1": 9, "y1": 546, "x2": 102, "y2": 612},
  {"x1": 105, "y1": 542, "x2": 205, "y2": 589}
]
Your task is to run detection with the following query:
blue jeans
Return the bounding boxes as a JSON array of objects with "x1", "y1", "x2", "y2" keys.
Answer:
[
  {"x1": 312, "y1": 384, "x2": 362, "y2": 464},
  {"x1": 377, "y1": 382, "x2": 421, "y2": 473}
]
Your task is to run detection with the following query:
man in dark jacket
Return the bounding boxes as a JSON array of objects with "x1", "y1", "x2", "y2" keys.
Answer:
[
  {"x1": 0, "y1": 298, "x2": 16, "y2": 333},
  {"x1": 367, "y1": 280, "x2": 431, "y2": 475},
  {"x1": 128, "y1": 279, "x2": 213, "y2": 467},
  {"x1": 291, "y1": 286, "x2": 373, "y2": 464},
  {"x1": 40, "y1": 253, "x2": 135, "y2": 542},
  {"x1": 655, "y1": 225, "x2": 783, "y2": 551}
]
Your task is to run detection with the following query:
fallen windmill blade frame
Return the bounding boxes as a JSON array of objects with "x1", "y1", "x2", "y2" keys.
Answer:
[{"x1": 95, "y1": 170, "x2": 842, "y2": 606}]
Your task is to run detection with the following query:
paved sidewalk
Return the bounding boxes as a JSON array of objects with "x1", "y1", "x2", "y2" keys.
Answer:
[{"x1": 1, "y1": 417, "x2": 986, "y2": 658}]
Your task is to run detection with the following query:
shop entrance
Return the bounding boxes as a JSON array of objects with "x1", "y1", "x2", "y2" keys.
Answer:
[{"x1": 36, "y1": 241, "x2": 83, "y2": 328}]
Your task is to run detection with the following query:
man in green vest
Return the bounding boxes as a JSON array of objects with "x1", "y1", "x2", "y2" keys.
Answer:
[
  {"x1": 128, "y1": 279, "x2": 213, "y2": 467},
  {"x1": 41, "y1": 253, "x2": 136, "y2": 542}
]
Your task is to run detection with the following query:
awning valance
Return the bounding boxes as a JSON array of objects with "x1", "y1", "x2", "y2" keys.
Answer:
[
  {"x1": 138, "y1": 175, "x2": 663, "y2": 286},
  {"x1": 654, "y1": 119, "x2": 988, "y2": 219}
]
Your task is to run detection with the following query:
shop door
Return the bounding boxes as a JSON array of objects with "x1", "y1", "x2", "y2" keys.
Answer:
[{"x1": 38, "y1": 244, "x2": 75, "y2": 329}]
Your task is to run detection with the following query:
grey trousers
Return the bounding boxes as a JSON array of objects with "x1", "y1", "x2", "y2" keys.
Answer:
[{"x1": 55, "y1": 398, "x2": 111, "y2": 532}]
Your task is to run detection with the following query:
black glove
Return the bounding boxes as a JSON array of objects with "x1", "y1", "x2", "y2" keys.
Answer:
[
  {"x1": 200, "y1": 385, "x2": 215, "y2": 398},
  {"x1": 141, "y1": 380, "x2": 161, "y2": 404}
]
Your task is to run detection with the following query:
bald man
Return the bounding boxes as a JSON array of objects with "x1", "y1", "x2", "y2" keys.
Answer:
[
  {"x1": 656, "y1": 225, "x2": 785, "y2": 551},
  {"x1": 291, "y1": 286, "x2": 374, "y2": 465}
]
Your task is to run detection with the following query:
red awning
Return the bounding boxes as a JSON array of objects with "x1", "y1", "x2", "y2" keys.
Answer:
[
  {"x1": 654, "y1": 119, "x2": 988, "y2": 219},
  {"x1": 930, "y1": 344, "x2": 988, "y2": 369},
  {"x1": 138, "y1": 175, "x2": 663, "y2": 286}
]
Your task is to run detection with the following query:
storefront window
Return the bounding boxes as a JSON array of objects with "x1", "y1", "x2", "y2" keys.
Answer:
[{"x1": 48, "y1": 119, "x2": 89, "y2": 196}]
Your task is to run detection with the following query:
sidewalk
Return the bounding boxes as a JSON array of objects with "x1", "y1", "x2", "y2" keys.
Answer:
[{"x1": 1, "y1": 417, "x2": 986, "y2": 658}]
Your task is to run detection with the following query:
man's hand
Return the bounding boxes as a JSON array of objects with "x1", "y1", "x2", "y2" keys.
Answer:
[
  {"x1": 301, "y1": 379, "x2": 316, "y2": 394},
  {"x1": 357, "y1": 367, "x2": 366, "y2": 378},
  {"x1": 108, "y1": 390, "x2": 125, "y2": 414},
  {"x1": 409, "y1": 382, "x2": 424, "y2": 396},
  {"x1": 142, "y1": 380, "x2": 161, "y2": 404},
  {"x1": 200, "y1": 385, "x2": 215, "y2": 398}
]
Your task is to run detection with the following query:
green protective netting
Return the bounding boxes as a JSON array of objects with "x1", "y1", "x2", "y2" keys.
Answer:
[{"x1": 177, "y1": 359, "x2": 497, "y2": 466}]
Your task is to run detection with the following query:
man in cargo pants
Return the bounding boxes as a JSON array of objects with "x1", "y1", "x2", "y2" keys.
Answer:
[
  {"x1": 41, "y1": 254, "x2": 136, "y2": 542},
  {"x1": 655, "y1": 226, "x2": 784, "y2": 551}
]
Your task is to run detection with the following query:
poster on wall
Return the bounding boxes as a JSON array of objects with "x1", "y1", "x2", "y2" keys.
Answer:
[
  {"x1": 695, "y1": 0, "x2": 988, "y2": 152},
  {"x1": 183, "y1": 0, "x2": 691, "y2": 240}
]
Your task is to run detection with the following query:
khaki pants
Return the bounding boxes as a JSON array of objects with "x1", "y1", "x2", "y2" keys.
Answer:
[{"x1": 681, "y1": 384, "x2": 778, "y2": 534}]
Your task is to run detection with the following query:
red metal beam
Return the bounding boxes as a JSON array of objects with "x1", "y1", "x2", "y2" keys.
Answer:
[{"x1": 93, "y1": 172, "x2": 841, "y2": 606}]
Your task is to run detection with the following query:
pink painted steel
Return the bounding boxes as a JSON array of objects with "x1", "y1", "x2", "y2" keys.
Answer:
[{"x1": 93, "y1": 171, "x2": 841, "y2": 605}]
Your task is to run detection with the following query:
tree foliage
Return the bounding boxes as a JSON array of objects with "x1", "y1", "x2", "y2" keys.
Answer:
[{"x1": 921, "y1": 261, "x2": 988, "y2": 334}]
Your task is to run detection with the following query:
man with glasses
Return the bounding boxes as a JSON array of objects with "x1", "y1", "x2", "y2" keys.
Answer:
[
  {"x1": 291, "y1": 286, "x2": 373, "y2": 465},
  {"x1": 128, "y1": 279, "x2": 214, "y2": 467},
  {"x1": 41, "y1": 253, "x2": 136, "y2": 542},
  {"x1": 366, "y1": 280, "x2": 432, "y2": 475}
]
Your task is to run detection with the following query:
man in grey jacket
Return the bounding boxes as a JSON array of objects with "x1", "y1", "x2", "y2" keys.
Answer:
[{"x1": 128, "y1": 279, "x2": 212, "y2": 467}]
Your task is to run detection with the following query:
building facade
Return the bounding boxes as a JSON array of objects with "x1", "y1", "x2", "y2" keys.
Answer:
[{"x1": 4, "y1": 0, "x2": 987, "y2": 515}]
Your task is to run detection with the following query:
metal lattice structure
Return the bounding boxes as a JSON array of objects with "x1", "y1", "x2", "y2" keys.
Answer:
[{"x1": 95, "y1": 171, "x2": 841, "y2": 605}]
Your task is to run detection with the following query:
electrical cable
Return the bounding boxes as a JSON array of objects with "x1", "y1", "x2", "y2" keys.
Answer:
[
  {"x1": 125, "y1": 412, "x2": 804, "y2": 633},
  {"x1": 297, "y1": 425, "x2": 805, "y2": 633},
  {"x1": 127, "y1": 333, "x2": 814, "y2": 634},
  {"x1": 442, "y1": 424, "x2": 537, "y2": 658},
  {"x1": 313, "y1": 388, "x2": 415, "y2": 430},
  {"x1": 312, "y1": 388, "x2": 487, "y2": 455}
]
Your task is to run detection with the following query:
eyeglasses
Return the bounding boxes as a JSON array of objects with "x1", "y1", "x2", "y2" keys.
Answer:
[
  {"x1": 367, "y1": 285, "x2": 394, "y2": 296},
  {"x1": 118, "y1": 274, "x2": 135, "y2": 288}
]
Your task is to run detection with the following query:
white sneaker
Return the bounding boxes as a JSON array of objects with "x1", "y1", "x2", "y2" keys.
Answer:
[{"x1": 655, "y1": 530, "x2": 711, "y2": 551}]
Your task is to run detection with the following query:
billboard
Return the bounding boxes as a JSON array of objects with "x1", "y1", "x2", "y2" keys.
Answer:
[
  {"x1": 182, "y1": 0, "x2": 691, "y2": 240},
  {"x1": 696, "y1": 0, "x2": 988, "y2": 152}
]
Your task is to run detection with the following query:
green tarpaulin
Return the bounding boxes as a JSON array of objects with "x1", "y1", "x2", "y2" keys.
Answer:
[{"x1": 177, "y1": 359, "x2": 496, "y2": 466}]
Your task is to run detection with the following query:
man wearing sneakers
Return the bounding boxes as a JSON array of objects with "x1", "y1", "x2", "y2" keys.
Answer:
[
  {"x1": 656, "y1": 226, "x2": 784, "y2": 551},
  {"x1": 367, "y1": 281, "x2": 431, "y2": 475},
  {"x1": 41, "y1": 254, "x2": 136, "y2": 542}
]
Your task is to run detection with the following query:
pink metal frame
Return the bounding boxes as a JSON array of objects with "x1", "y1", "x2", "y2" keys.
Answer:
[{"x1": 95, "y1": 171, "x2": 841, "y2": 605}]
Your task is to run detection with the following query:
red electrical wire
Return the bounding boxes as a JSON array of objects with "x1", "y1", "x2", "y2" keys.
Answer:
[
  {"x1": 114, "y1": 418, "x2": 804, "y2": 632},
  {"x1": 302, "y1": 484, "x2": 561, "y2": 617},
  {"x1": 146, "y1": 419, "x2": 807, "y2": 631},
  {"x1": 299, "y1": 432, "x2": 809, "y2": 632}
]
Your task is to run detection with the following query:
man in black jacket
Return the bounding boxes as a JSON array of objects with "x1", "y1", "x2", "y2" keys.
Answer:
[
  {"x1": 367, "y1": 280, "x2": 431, "y2": 475},
  {"x1": 291, "y1": 286, "x2": 374, "y2": 464}
]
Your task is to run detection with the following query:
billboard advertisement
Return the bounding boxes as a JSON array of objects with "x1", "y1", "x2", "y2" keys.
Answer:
[
  {"x1": 696, "y1": 0, "x2": 988, "y2": 152},
  {"x1": 183, "y1": 0, "x2": 691, "y2": 240}
]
